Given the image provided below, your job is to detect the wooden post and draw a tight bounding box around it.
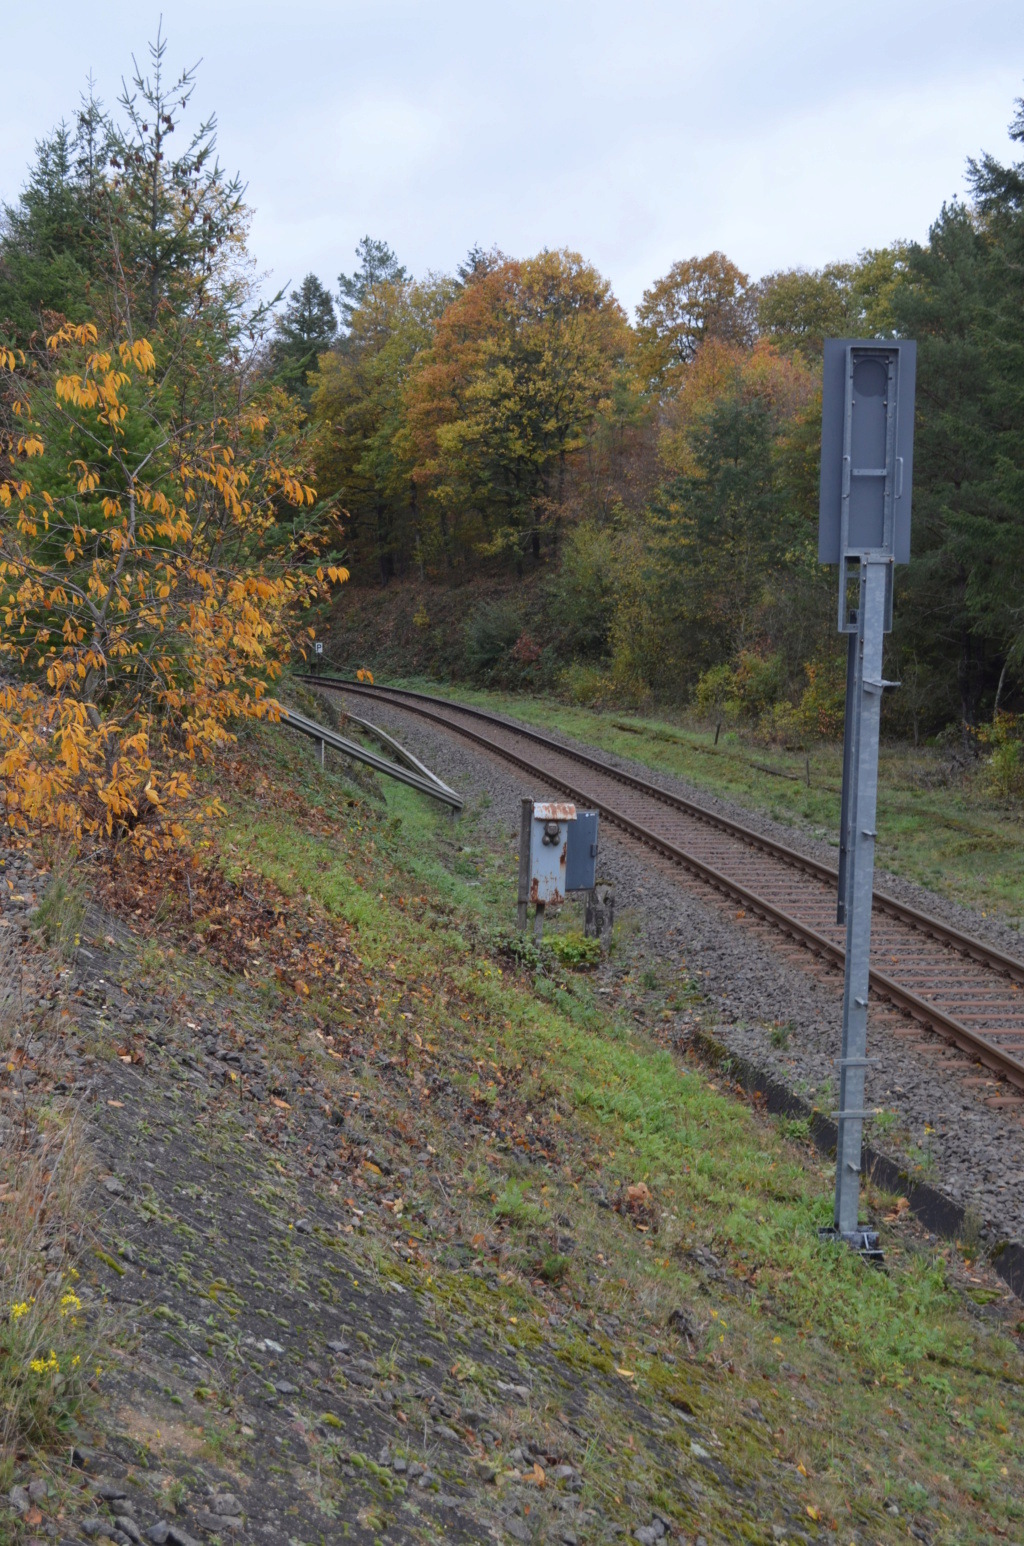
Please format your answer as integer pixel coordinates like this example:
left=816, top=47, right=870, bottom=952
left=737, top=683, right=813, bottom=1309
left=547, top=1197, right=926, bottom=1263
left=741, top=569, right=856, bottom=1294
left=517, top=797, right=532, bottom=932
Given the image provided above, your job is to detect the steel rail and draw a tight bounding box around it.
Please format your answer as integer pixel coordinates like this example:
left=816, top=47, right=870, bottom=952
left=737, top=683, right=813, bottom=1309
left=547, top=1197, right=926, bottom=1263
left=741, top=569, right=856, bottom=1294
left=299, top=674, right=1024, bottom=1092
left=307, top=676, right=1024, bottom=983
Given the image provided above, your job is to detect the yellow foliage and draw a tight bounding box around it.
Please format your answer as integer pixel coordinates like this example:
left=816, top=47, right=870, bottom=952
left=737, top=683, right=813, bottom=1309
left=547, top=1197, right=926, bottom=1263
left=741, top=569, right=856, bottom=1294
left=0, top=328, right=347, bottom=852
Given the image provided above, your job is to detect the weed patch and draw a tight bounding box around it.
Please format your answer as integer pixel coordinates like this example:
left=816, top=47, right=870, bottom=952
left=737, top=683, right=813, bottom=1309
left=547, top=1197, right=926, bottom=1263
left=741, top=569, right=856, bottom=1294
left=0, top=936, right=97, bottom=1481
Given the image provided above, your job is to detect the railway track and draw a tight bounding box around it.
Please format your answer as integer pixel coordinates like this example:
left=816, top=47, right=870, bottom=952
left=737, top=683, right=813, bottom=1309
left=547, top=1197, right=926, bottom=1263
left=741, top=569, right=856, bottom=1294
left=299, top=675, right=1024, bottom=1094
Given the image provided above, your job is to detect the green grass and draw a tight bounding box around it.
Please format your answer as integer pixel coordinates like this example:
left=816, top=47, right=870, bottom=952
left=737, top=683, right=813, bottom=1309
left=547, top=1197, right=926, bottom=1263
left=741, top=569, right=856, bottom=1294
left=211, top=723, right=1024, bottom=1543
left=377, top=675, right=1024, bottom=925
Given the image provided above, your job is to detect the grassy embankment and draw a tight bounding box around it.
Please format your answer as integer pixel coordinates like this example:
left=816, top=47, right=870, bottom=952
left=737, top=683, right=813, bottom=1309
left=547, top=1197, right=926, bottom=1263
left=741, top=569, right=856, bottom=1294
left=373, top=678, right=1024, bottom=925
left=208, top=720, right=1024, bottom=1543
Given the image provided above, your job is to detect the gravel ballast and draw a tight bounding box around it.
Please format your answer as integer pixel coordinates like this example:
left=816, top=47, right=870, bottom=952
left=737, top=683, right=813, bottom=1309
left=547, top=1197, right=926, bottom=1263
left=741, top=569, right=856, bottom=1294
left=335, top=689, right=1024, bottom=1253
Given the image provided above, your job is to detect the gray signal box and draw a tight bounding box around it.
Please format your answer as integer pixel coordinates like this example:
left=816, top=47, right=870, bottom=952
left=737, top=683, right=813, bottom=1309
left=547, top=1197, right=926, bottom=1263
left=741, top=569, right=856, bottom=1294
left=818, top=339, right=915, bottom=630
left=516, top=800, right=601, bottom=936
left=528, top=802, right=576, bottom=907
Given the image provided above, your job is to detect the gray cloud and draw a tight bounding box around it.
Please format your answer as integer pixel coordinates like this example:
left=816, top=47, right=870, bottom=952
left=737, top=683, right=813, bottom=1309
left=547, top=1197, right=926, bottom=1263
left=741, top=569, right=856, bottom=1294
left=3, top=0, right=1022, bottom=311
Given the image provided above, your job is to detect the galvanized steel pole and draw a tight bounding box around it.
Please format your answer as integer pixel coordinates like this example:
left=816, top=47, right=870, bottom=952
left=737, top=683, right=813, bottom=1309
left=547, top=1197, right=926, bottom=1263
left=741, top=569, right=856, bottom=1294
left=833, top=556, right=890, bottom=1238
left=819, top=338, right=915, bottom=1260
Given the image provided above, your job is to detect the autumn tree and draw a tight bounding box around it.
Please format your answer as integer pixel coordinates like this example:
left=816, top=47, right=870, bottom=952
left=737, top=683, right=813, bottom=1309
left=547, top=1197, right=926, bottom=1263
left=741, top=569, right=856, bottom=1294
left=754, top=264, right=857, bottom=357
left=0, top=34, right=346, bottom=851
left=637, top=341, right=820, bottom=690
left=311, top=275, right=455, bottom=582
left=403, top=250, right=630, bottom=570
left=755, top=248, right=908, bottom=357
left=635, top=252, right=752, bottom=390
left=0, top=322, right=341, bottom=851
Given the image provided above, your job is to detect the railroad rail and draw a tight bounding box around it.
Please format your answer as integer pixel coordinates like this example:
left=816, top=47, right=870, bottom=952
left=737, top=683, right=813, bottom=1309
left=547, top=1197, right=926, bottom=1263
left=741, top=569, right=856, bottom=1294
left=298, top=675, right=1024, bottom=1093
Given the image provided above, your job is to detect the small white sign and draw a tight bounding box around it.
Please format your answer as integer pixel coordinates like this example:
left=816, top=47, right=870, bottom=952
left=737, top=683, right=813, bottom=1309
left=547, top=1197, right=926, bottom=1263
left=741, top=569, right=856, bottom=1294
left=314, top=642, right=323, bottom=655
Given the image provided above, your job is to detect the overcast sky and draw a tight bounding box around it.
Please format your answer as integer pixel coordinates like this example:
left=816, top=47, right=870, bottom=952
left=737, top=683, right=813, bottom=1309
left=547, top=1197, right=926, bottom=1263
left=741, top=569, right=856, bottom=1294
left=3, top=1, right=1022, bottom=314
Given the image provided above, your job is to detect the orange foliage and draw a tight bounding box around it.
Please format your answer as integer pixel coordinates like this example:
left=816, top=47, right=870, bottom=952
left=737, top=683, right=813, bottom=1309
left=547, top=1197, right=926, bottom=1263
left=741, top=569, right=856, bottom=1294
left=659, top=338, right=816, bottom=476
left=0, top=325, right=344, bottom=854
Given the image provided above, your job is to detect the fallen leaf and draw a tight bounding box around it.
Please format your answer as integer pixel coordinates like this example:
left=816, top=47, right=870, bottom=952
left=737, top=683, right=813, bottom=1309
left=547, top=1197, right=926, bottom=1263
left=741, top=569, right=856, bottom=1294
left=615, top=1367, right=635, bottom=1380
left=24, top=1508, right=42, bottom=1528
left=107, top=1099, right=124, bottom=1108
left=271, top=1097, right=291, bottom=1110
left=806, top=1505, right=820, bottom=1521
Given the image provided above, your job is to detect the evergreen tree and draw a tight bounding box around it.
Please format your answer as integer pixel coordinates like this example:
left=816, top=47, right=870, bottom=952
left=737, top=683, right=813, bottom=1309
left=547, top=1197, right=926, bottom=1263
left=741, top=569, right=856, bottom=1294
left=456, top=243, right=500, bottom=284
left=337, top=237, right=407, bottom=332
left=0, top=117, right=101, bottom=342
left=271, top=274, right=337, bottom=403
left=890, top=87, right=1024, bottom=732
left=108, top=23, right=246, bottom=329
left=962, top=95, right=1024, bottom=693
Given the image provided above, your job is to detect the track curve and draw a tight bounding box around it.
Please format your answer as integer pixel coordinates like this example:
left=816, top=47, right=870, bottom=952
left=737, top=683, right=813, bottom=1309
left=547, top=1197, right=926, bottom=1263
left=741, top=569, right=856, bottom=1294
left=298, top=675, right=1024, bottom=1092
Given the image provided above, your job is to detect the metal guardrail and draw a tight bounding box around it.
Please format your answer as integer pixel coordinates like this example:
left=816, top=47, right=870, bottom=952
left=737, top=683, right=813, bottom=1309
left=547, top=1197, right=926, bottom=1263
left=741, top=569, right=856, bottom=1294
left=341, top=708, right=460, bottom=801
left=274, top=703, right=463, bottom=811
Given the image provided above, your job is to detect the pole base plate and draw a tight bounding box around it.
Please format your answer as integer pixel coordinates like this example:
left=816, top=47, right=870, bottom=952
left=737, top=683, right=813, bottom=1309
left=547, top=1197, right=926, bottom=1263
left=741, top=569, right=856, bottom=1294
left=818, top=1225, right=884, bottom=1263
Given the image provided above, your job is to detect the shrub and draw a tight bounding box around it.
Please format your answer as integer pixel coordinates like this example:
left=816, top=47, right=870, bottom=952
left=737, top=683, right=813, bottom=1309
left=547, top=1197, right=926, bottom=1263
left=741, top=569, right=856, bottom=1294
left=980, top=714, right=1024, bottom=801
left=731, top=650, right=787, bottom=719
left=543, top=522, right=620, bottom=661
left=795, top=653, right=847, bottom=740
left=463, top=598, right=526, bottom=681
left=559, top=663, right=616, bottom=707
left=463, top=599, right=558, bottom=690
left=547, top=931, right=601, bottom=969
left=694, top=662, right=738, bottom=719
left=694, top=651, right=787, bottom=723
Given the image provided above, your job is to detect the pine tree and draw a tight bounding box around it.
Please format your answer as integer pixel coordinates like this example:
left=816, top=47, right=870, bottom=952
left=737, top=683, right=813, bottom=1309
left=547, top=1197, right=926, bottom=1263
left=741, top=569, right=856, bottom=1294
left=337, top=237, right=407, bottom=332
left=108, top=23, right=246, bottom=328
left=270, top=274, right=337, bottom=402
left=0, top=119, right=100, bottom=341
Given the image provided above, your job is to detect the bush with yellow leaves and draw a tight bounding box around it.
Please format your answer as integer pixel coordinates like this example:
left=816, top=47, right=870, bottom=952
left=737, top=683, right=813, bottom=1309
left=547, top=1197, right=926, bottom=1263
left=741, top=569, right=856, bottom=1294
left=0, top=323, right=347, bottom=854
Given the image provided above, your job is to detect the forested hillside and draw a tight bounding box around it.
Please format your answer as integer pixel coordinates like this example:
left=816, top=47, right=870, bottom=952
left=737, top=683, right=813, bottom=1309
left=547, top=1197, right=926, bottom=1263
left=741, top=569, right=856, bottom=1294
left=281, top=104, right=1024, bottom=764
